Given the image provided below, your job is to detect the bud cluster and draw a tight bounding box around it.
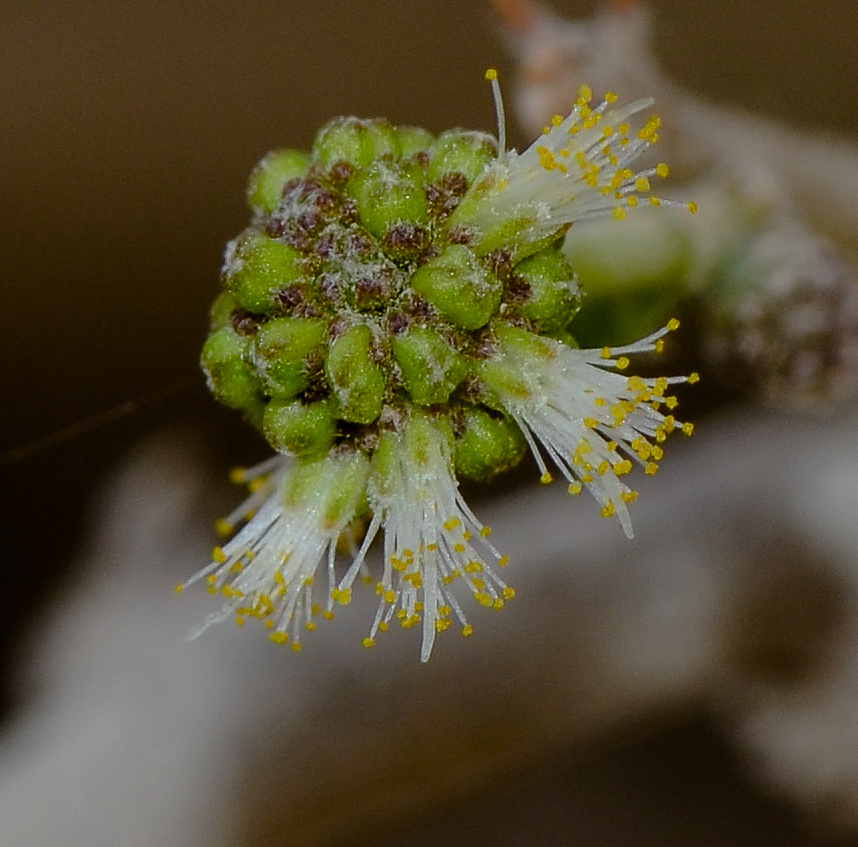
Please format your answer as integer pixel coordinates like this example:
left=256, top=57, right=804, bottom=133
left=189, top=86, right=695, bottom=660
left=202, top=116, right=584, bottom=480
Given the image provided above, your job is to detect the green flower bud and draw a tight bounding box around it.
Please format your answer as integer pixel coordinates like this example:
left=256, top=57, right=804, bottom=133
left=345, top=161, right=430, bottom=240
left=475, top=322, right=553, bottom=408
left=250, top=316, right=327, bottom=398
left=396, top=125, right=435, bottom=158
left=224, top=230, right=305, bottom=314
left=391, top=325, right=468, bottom=405
left=246, top=149, right=311, bottom=215
left=284, top=451, right=370, bottom=527
left=312, top=117, right=401, bottom=170
left=427, top=130, right=496, bottom=185
left=209, top=291, right=240, bottom=331
left=454, top=405, right=526, bottom=481
left=325, top=323, right=386, bottom=424
left=263, top=397, right=336, bottom=458
left=200, top=325, right=260, bottom=411
left=410, top=244, right=501, bottom=330
left=512, top=246, right=581, bottom=334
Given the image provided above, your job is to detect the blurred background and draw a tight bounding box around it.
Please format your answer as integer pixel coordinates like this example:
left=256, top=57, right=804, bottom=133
left=2, top=1, right=858, bottom=843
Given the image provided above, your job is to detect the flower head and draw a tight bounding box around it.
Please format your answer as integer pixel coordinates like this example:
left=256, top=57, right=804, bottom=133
left=185, top=77, right=696, bottom=660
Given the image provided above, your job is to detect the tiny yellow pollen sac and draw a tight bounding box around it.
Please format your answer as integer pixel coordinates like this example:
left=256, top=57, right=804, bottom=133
left=228, top=466, right=246, bottom=485
left=601, top=502, right=616, bottom=518
left=174, top=583, right=184, bottom=595
left=613, top=206, right=627, bottom=221
left=269, top=632, right=289, bottom=645
left=615, top=356, right=630, bottom=370
left=667, top=317, right=680, bottom=331
left=215, top=519, right=234, bottom=538
left=540, top=471, right=553, bottom=485
left=645, top=462, right=659, bottom=476
left=688, top=372, right=701, bottom=384
left=484, top=67, right=498, bottom=81
left=462, top=623, right=475, bottom=637
left=213, top=546, right=228, bottom=564
left=499, top=555, right=510, bottom=567
left=656, top=162, right=670, bottom=178
left=682, top=422, right=695, bottom=436
left=503, top=586, right=516, bottom=600
left=568, top=481, right=583, bottom=495
left=332, top=587, right=352, bottom=606
left=688, top=201, right=699, bottom=214
left=362, top=636, right=376, bottom=648
left=578, top=83, right=592, bottom=103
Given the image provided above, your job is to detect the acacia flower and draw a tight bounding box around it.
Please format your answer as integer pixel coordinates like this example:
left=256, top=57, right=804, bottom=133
left=181, top=76, right=696, bottom=660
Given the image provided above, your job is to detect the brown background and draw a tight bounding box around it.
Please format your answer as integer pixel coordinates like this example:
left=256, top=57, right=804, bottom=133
left=2, top=1, right=858, bottom=842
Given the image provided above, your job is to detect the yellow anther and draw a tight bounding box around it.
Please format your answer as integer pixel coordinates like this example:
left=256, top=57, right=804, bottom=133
left=656, top=162, right=670, bottom=178
left=613, top=206, right=627, bottom=220
left=621, top=490, right=639, bottom=503
left=228, top=466, right=246, bottom=485
left=602, top=346, right=612, bottom=359
left=499, top=555, right=510, bottom=567
left=444, top=517, right=461, bottom=531
left=667, top=318, right=680, bottom=331
left=567, top=481, right=583, bottom=495
left=682, top=422, right=695, bottom=436
left=636, top=176, right=651, bottom=192
left=215, top=519, right=234, bottom=538
left=601, top=502, right=616, bottom=518
left=435, top=619, right=451, bottom=632
left=503, top=586, right=516, bottom=600
left=379, top=621, right=389, bottom=632
left=616, top=356, right=630, bottom=370
left=688, top=201, right=698, bottom=214
left=269, top=632, right=289, bottom=645
left=578, top=83, right=592, bottom=103
left=645, top=462, right=659, bottom=476
left=305, top=621, right=317, bottom=631
left=290, top=642, right=303, bottom=653
left=481, top=526, right=492, bottom=537
left=484, top=67, right=498, bottom=81
left=362, top=636, right=376, bottom=648
left=212, top=546, right=227, bottom=564
left=332, top=587, right=352, bottom=606
left=540, top=472, right=553, bottom=484
left=174, top=583, right=184, bottom=595
left=462, top=624, right=475, bottom=637
left=688, top=372, right=700, bottom=384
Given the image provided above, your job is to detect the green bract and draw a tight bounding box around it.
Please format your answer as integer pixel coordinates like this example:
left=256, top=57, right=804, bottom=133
left=202, top=117, right=595, bottom=471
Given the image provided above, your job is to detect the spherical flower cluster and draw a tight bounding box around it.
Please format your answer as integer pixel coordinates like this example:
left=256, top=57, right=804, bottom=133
left=180, top=81, right=697, bottom=661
